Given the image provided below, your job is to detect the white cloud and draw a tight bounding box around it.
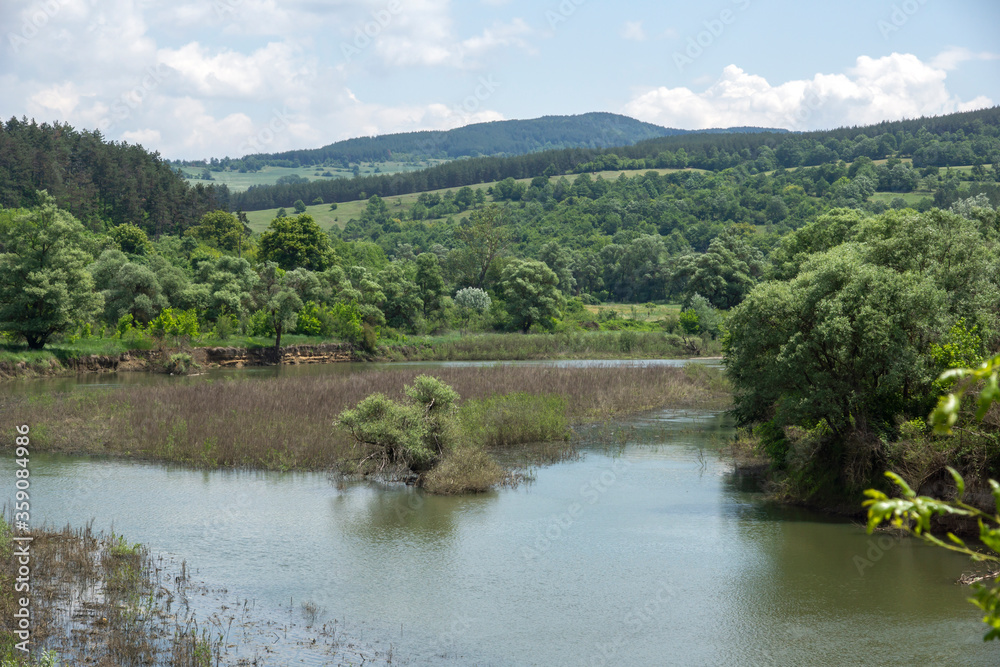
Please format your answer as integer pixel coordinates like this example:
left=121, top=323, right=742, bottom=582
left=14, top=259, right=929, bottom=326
left=622, top=52, right=995, bottom=131
left=620, top=21, right=646, bottom=42
left=157, top=41, right=311, bottom=98
left=27, top=82, right=81, bottom=119
left=930, top=46, right=1000, bottom=71
left=458, top=18, right=533, bottom=64
left=120, top=128, right=163, bottom=148
left=374, top=8, right=533, bottom=69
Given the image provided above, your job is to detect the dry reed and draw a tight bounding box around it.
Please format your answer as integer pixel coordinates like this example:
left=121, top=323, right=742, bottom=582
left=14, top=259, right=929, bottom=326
left=4, top=364, right=729, bottom=470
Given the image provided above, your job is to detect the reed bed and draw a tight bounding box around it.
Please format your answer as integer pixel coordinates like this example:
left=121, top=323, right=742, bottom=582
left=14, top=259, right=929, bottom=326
left=0, top=518, right=219, bottom=666
left=383, top=331, right=719, bottom=361
left=4, top=364, right=729, bottom=470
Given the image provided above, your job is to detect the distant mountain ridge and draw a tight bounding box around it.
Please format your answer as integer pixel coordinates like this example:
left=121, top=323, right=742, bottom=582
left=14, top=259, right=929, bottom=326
left=228, top=113, right=788, bottom=166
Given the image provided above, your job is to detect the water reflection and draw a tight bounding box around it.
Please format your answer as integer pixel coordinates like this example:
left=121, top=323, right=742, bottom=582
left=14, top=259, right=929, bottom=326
left=2, top=403, right=996, bottom=664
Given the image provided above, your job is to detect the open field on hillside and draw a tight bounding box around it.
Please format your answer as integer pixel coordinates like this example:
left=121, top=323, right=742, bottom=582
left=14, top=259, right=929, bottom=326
left=243, top=168, right=706, bottom=232
left=178, top=160, right=451, bottom=192
left=583, top=302, right=682, bottom=322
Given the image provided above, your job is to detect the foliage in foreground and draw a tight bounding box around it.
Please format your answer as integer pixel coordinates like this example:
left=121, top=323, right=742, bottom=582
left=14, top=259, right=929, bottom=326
left=865, top=352, right=1000, bottom=640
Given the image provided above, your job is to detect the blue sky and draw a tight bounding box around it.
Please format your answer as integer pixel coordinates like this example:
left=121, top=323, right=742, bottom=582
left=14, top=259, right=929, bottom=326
left=2, top=0, right=997, bottom=159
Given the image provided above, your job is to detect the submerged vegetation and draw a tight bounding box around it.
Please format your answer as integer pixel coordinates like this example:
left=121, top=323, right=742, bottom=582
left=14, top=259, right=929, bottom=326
left=0, top=517, right=219, bottom=666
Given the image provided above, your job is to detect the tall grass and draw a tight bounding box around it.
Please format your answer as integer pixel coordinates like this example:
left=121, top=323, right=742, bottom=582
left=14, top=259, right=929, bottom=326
left=459, top=393, right=569, bottom=448
left=382, top=331, right=720, bottom=361
left=0, top=516, right=221, bottom=665
left=5, top=364, right=729, bottom=470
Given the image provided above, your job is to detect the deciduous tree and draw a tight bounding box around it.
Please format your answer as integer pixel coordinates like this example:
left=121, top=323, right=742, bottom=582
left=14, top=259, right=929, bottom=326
left=0, top=194, right=102, bottom=349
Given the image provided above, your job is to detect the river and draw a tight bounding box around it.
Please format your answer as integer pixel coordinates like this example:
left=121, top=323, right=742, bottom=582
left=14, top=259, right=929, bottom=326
left=3, top=361, right=995, bottom=665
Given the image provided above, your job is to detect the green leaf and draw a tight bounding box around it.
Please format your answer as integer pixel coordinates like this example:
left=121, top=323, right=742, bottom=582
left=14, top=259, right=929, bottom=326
left=885, top=471, right=915, bottom=498
left=975, top=378, right=1000, bottom=421
left=930, top=393, right=961, bottom=435
left=947, top=466, right=966, bottom=499
left=940, top=368, right=970, bottom=381
left=980, top=521, right=1000, bottom=555
left=991, top=480, right=1000, bottom=516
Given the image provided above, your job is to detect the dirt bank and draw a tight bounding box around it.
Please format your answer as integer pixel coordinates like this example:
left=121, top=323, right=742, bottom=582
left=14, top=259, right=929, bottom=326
left=0, top=343, right=359, bottom=380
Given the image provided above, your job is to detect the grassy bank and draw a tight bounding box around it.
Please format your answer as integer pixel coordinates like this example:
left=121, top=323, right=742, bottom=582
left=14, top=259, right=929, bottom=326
left=0, top=328, right=719, bottom=381
left=381, top=330, right=718, bottom=361
left=4, top=364, right=729, bottom=471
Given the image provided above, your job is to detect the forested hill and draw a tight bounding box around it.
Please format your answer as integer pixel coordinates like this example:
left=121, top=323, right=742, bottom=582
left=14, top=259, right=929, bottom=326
left=0, top=117, right=225, bottom=234
left=228, top=106, right=1000, bottom=212
left=230, top=113, right=784, bottom=168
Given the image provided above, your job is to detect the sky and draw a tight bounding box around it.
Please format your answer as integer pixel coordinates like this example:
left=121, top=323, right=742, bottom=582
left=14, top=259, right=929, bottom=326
left=1, top=0, right=998, bottom=160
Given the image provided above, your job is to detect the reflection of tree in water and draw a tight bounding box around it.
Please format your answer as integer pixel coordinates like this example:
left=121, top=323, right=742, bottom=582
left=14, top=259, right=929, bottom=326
left=717, top=500, right=982, bottom=664
left=327, top=483, right=497, bottom=548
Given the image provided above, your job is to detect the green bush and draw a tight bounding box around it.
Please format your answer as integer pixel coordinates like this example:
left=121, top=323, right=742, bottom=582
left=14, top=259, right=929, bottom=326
left=338, top=393, right=430, bottom=471
left=247, top=309, right=275, bottom=337
left=422, top=446, right=506, bottom=494
left=679, top=309, right=700, bottom=335
left=213, top=314, right=236, bottom=340
left=295, top=301, right=324, bottom=336
left=147, top=308, right=200, bottom=338
left=165, top=353, right=196, bottom=375
left=337, top=375, right=460, bottom=473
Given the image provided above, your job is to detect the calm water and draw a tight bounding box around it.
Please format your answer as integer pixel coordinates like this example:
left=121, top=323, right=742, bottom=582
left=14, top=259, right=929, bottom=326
left=4, top=362, right=996, bottom=665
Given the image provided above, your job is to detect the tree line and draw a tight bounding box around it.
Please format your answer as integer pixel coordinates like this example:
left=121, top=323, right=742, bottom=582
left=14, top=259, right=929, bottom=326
left=0, top=117, right=226, bottom=235
left=228, top=106, right=1000, bottom=211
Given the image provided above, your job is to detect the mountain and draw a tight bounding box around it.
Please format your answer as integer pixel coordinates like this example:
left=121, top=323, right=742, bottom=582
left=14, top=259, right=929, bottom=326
left=229, top=113, right=787, bottom=167
left=227, top=106, right=1000, bottom=212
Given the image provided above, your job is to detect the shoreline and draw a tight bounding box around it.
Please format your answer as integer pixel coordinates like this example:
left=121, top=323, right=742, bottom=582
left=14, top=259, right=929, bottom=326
left=1, top=337, right=717, bottom=382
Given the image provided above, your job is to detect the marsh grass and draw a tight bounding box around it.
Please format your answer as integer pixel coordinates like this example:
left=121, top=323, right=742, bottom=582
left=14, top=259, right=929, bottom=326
left=0, top=516, right=224, bottom=666
left=382, top=331, right=719, bottom=361
left=459, top=393, right=569, bottom=448
left=6, top=364, right=729, bottom=471
left=422, top=446, right=511, bottom=494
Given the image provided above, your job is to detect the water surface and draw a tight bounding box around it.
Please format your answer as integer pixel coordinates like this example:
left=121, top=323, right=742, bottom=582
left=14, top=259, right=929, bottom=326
left=5, top=402, right=994, bottom=665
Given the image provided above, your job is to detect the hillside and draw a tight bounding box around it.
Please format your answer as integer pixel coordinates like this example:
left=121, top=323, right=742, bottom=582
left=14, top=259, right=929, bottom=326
left=169, top=113, right=790, bottom=199
left=228, top=106, right=1000, bottom=212
left=228, top=113, right=686, bottom=168
left=0, top=117, right=225, bottom=234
